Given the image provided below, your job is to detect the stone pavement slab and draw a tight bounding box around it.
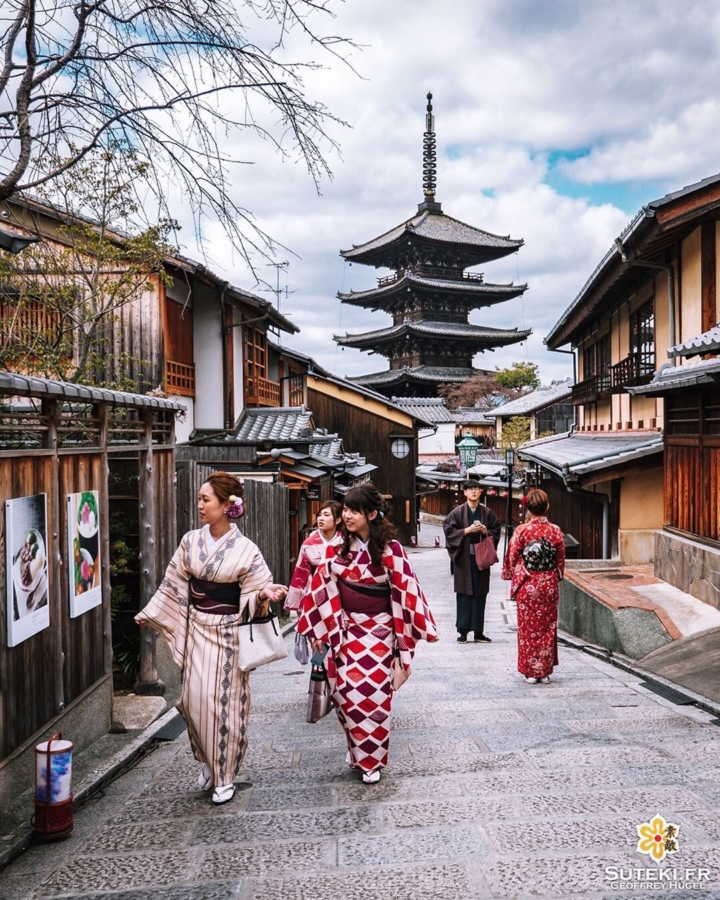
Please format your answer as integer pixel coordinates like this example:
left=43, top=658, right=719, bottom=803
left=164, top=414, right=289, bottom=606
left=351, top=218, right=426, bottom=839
left=3, top=546, right=720, bottom=899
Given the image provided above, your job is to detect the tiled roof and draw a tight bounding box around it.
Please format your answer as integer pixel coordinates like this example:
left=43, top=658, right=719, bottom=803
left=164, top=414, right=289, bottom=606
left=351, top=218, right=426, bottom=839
left=493, top=380, right=574, bottom=417
left=309, top=436, right=343, bottom=459
left=0, top=371, right=184, bottom=411
left=341, top=209, right=523, bottom=260
left=668, top=325, right=720, bottom=359
left=518, top=431, right=663, bottom=481
left=338, top=273, right=527, bottom=304
left=391, top=397, right=456, bottom=424
left=336, top=320, right=531, bottom=347
left=352, top=366, right=476, bottom=387
left=233, top=408, right=313, bottom=443
left=452, top=407, right=494, bottom=424
left=627, top=358, right=720, bottom=396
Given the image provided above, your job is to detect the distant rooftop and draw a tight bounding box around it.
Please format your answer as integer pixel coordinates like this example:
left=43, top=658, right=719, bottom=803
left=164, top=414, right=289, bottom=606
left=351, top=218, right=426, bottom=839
left=493, top=380, right=573, bottom=417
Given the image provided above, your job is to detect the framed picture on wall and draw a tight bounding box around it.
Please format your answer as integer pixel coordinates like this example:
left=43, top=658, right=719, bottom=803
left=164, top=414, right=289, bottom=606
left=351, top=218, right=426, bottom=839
left=5, top=493, right=50, bottom=647
left=67, top=490, right=102, bottom=617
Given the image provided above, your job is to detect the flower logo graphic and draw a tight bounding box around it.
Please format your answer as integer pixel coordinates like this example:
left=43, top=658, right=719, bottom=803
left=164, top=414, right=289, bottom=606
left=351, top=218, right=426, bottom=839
left=636, top=814, right=680, bottom=862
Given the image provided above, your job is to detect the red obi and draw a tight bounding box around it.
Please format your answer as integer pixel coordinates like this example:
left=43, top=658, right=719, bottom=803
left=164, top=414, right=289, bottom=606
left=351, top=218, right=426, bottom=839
left=337, top=577, right=391, bottom=615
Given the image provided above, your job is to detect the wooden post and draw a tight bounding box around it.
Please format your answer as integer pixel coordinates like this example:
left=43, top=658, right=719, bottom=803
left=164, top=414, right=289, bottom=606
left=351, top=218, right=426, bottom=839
left=43, top=400, right=65, bottom=714
left=97, top=404, right=113, bottom=677
left=135, top=409, right=164, bottom=695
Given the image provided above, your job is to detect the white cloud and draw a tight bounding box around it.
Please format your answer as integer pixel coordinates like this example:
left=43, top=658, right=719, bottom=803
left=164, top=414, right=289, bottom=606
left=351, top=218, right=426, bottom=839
left=164, top=0, right=720, bottom=387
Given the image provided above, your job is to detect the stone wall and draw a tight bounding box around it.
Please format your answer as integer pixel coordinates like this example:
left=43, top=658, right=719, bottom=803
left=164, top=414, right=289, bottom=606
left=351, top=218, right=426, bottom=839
left=655, top=530, right=720, bottom=610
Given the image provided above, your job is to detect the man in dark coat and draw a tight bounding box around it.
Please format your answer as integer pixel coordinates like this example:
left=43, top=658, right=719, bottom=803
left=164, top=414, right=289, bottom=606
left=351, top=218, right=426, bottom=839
left=443, top=479, right=501, bottom=643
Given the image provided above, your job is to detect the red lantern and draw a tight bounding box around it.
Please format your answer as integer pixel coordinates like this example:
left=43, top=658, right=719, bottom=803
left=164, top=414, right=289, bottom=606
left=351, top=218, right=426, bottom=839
left=501, top=490, right=508, bottom=497
left=488, top=488, right=497, bottom=496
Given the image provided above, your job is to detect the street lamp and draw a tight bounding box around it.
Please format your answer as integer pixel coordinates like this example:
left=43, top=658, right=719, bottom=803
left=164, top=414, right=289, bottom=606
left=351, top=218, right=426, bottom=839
left=503, top=447, right=514, bottom=559
left=457, top=430, right=481, bottom=474
left=0, top=225, right=40, bottom=254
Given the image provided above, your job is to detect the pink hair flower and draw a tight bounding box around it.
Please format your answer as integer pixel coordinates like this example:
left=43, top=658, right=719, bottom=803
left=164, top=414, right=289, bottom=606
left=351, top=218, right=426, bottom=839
left=227, top=494, right=244, bottom=519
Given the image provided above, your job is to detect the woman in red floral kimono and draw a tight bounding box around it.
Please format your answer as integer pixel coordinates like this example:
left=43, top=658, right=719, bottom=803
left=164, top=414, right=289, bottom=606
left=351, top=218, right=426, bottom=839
left=297, top=484, right=438, bottom=783
left=502, top=488, right=565, bottom=684
left=284, top=501, right=342, bottom=612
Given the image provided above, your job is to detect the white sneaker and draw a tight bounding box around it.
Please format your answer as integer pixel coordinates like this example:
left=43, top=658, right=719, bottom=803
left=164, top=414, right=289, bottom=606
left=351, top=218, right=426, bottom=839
left=539, top=676, right=551, bottom=684
left=197, top=763, right=212, bottom=791
left=362, top=770, right=381, bottom=784
left=212, top=784, right=236, bottom=805
left=524, top=676, right=539, bottom=684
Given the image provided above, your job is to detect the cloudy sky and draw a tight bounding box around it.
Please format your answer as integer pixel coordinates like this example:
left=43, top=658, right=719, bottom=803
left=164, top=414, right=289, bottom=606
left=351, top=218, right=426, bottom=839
left=179, top=0, right=720, bottom=387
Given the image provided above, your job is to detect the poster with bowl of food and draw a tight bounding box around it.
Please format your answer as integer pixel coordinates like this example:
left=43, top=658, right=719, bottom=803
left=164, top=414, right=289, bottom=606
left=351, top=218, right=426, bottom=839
left=5, top=494, right=50, bottom=647
left=67, top=490, right=102, bottom=617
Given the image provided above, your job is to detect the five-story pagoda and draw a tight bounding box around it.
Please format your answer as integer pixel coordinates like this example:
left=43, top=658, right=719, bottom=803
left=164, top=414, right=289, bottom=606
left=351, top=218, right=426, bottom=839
left=335, top=94, right=531, bottom=398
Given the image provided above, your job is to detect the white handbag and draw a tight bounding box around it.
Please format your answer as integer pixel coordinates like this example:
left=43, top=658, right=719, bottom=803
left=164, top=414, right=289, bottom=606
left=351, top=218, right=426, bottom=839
left=238, top=613, right=288, bottom=672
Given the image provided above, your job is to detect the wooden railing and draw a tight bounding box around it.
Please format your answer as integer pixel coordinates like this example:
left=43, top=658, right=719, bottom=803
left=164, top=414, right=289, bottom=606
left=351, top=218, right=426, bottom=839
left=376, top=267, right=484, bottom=288
left=571, top=371, right=611, bottom=404
left=245, top=375, right=280, bottom=407
left=165, top=359, right=195, bottom=397
left=611, top=352, right=654, bottom=391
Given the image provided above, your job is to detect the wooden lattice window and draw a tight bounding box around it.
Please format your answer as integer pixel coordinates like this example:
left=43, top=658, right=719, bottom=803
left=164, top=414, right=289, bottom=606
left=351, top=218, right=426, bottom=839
left=630, top=301, right=655, bottom=377
left=0, top=290, right=74, bottom=361
left=164, top=298, right=195, bottom=396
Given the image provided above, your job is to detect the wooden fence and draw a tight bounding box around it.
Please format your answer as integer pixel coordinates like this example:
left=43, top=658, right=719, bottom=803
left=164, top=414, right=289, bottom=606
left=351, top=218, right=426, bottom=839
left=175, top=459, right=290, bottom=588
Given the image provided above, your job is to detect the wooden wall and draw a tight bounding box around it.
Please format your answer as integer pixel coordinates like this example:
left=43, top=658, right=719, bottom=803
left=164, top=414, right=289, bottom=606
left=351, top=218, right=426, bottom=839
left=665, top=389, right=720, bottom=542
left=308, top=388, right=417, bottom=544
left=542, top=476, right=609, bottom=559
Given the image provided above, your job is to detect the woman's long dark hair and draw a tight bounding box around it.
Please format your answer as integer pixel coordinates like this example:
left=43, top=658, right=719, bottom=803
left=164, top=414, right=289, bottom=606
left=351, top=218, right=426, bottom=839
left=340, top=483, right=397, bottom=566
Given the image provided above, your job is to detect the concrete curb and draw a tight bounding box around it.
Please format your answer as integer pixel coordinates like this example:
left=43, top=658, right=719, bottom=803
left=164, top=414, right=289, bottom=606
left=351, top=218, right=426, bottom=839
left=1, top=625, right=299, bottom=872
left=558, top=629, right=720, bottom=719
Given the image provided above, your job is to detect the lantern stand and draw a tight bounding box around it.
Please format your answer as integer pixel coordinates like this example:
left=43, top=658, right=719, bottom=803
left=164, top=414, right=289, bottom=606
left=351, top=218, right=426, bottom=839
left=34, top=732, right=74, bottom=840
left=503, top=447, right=515, bottom=561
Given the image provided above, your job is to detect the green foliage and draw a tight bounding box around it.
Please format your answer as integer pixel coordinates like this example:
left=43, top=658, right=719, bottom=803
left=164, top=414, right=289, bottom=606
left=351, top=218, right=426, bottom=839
left=0, top=144, right=177, bottom=387
left=496, top=362, right=540, bottom=393
left=499, top=416, right=531, bottom=450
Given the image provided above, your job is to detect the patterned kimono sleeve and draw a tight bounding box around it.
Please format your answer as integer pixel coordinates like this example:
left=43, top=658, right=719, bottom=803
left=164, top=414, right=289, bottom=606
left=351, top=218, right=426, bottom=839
left=386, top=541, right=438, bottom=671
left=284, top=542, right=313, bottom=611
left=501, top=526, right=523, bottom=581
left=553, top=525, right=566, bottom=580
left=135, top=534, right=193, bottom=668
left=238, top=545, right=274, bottom=620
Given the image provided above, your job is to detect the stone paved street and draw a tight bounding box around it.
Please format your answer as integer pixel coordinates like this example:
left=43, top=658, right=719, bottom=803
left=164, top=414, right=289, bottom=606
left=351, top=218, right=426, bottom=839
left=4, top=545, right=720, bottom=899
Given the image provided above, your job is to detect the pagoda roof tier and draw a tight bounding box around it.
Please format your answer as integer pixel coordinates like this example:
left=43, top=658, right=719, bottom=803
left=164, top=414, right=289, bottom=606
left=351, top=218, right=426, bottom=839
left=349, top=365, right=479, bottom=396
left=338, top=271, right=527, bottom=309
left=341, top=208, right=523, bottom=269
left=335, top=320, right=531, bottom=351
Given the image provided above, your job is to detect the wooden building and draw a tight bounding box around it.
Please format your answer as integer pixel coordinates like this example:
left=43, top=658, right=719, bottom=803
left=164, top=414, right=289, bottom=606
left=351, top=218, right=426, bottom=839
left=0, top=373, right=180, bottom=810
left=540, top=172, right=720, bottom=564
left=493, top=380, right=574, bottom=444
left=334, top=94, right=529, bottom=398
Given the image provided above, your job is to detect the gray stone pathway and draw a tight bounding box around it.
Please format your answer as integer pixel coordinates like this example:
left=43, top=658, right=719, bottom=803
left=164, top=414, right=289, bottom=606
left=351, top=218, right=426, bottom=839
left=3, top=546, right=720, bottom=899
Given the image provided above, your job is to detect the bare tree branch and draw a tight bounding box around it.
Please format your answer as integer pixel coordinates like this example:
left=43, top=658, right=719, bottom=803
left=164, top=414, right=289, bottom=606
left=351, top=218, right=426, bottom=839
left=0, top=0, right=355, bottom=260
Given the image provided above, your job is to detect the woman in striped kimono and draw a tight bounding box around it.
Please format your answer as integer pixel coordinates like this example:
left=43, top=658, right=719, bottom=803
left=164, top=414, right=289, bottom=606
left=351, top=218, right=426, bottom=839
left=136, top=472, right=286, bottom=805
left=297, top=484, right=438, bottom=783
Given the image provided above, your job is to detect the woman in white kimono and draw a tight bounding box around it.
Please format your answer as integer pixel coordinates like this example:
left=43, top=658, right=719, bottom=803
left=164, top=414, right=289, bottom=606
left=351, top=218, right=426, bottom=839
left=136, top=472, right=286, bottom=805
left=297, top=484, right=438, bottom=783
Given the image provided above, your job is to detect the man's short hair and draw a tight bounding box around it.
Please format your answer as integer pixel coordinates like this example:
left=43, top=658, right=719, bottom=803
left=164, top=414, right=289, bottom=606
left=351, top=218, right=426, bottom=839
left=462, top=479, right=482, bottom=491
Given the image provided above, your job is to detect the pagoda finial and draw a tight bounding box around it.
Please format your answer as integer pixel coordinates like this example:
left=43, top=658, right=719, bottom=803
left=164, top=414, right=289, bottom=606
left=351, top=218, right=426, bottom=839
left=419, top=92, right=441, bottom=213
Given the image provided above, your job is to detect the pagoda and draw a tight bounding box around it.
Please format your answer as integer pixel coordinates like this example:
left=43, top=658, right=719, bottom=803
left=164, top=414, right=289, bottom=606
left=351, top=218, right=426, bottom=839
left=335, top=94, right=531, bottom=398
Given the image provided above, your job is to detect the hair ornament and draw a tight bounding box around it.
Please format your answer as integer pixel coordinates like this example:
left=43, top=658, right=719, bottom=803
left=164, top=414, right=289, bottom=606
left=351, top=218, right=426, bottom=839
left=520, top=495, right=528, bottom=506
left=227, top=494, right=244, bottom=519
left=378, top=510, right=384, bottom=518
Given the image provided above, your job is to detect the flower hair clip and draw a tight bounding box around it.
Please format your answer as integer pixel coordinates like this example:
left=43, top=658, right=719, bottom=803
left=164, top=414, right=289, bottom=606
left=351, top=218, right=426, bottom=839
left=520, top=495, right=528, bottom=506
left=226, top=494, right=244, bottom=519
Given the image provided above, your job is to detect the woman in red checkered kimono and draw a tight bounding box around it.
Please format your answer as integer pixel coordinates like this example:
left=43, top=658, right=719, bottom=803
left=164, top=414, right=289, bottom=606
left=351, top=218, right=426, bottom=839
left=297, top=484, right=438, bottom=783
left=502, top=488, right=565, bottom=684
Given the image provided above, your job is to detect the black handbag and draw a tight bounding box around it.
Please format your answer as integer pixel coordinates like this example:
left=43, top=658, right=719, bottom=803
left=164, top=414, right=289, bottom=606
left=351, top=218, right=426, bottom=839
left=306, top=647, right=332, bottom=723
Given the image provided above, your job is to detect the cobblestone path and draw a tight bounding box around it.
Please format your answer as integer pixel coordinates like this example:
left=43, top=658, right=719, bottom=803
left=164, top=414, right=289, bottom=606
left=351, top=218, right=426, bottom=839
left=4, top=546, right=720, bottom=899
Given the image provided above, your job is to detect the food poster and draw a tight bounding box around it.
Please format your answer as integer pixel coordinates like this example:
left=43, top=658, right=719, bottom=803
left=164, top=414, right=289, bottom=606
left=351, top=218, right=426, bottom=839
left=5, top=493, right=50, bottom=647
left=67, top=490, right=102, bottom=617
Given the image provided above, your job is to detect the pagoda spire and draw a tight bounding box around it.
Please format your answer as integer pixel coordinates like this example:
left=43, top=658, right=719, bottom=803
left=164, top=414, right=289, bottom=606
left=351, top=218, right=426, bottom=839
left=419, top=93, right=442, bottom=213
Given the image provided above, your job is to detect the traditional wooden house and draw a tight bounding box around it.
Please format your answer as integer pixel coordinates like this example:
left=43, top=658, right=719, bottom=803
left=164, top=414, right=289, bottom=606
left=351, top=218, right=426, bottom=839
left=493, top=379, right=574, bottom=444
left=334, top=94, right=530, bottom=398
left=537, top=173, right=720, bottom=563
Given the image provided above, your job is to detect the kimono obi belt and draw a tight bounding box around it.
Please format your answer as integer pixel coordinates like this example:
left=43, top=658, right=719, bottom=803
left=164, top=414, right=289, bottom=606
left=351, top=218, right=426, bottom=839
left=337, top=577, right=391, bottom=615
left=189, top=576, right=240, bottom=615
